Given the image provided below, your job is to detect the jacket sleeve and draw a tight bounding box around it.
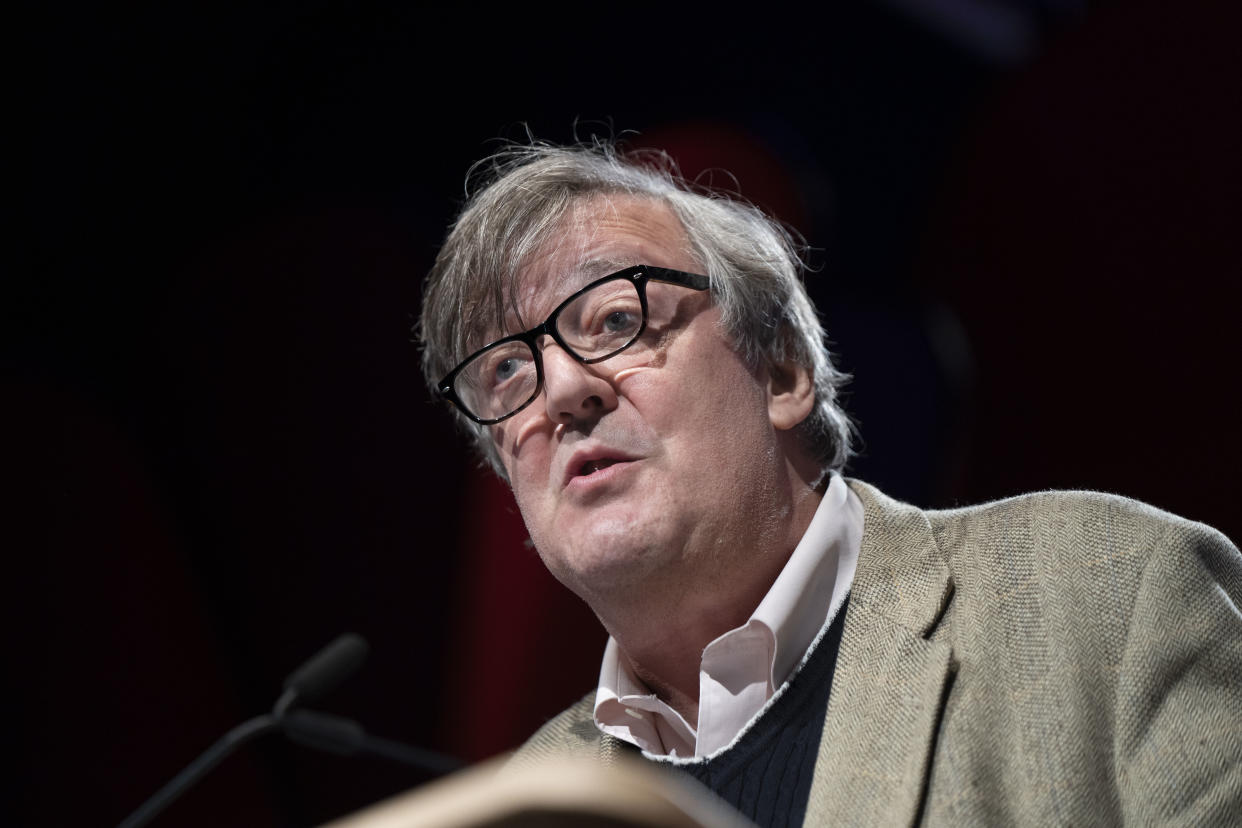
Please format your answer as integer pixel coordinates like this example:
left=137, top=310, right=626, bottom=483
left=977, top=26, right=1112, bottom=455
left=1113, top=519, right=1242, bottom=825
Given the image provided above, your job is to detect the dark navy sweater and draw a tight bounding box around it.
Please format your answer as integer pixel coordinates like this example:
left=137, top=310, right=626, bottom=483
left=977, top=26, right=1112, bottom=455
left=639, top=599, right=848, bottom=828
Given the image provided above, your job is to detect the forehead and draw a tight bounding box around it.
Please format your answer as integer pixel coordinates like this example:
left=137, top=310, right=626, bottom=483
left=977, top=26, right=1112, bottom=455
left=514, top=195, right=695, bottom=315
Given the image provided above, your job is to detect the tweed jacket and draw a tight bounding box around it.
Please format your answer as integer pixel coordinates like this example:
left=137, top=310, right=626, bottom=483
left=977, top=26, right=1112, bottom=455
left=512, top=480, right=1242, bottom=825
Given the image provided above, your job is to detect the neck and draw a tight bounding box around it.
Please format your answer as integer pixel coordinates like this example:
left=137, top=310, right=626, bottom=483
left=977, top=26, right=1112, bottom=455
left=595, top=467, right=826, bottom=725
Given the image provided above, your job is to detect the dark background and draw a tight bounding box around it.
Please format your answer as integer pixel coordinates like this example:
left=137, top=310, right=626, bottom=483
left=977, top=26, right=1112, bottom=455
left=13, top=2, right=1241, bottom=825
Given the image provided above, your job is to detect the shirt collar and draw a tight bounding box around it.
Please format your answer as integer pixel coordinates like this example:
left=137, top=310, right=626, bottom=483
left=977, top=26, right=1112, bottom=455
left=593, top=473, right=862, bottom=757
left=752, top=472, right=860, bottom=687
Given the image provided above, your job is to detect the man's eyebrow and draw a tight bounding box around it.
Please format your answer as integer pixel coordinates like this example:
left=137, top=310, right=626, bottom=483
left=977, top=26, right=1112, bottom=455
left=501, top=258, right=633, bottom=334
left=577, top=258, right=633, bottom=280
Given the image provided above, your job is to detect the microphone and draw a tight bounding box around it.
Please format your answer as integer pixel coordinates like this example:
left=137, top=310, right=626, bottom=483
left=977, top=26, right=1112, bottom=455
left=117, top=633, right=457, bottom=828
left=274, top=632, right=370, bottom=717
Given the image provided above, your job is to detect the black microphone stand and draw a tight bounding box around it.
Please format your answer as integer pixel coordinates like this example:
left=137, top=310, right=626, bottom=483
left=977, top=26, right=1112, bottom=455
left=117, top=634, right=462, bottom=828
left=117, top=710, right=283, bottom=828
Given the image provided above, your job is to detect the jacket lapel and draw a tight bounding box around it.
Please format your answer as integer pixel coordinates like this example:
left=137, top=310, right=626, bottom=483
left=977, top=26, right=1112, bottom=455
left=805, top=481, right=956, bottom=826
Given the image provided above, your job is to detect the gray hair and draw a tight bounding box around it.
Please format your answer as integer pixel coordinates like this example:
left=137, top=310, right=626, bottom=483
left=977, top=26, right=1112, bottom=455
left=419, top=140, right=854, bottom=478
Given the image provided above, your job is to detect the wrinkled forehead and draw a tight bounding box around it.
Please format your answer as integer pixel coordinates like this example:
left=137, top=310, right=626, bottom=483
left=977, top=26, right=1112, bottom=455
left=469, top=194, right=697, bottom=348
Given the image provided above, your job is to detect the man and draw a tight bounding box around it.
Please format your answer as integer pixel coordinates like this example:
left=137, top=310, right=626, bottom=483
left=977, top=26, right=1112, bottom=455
left=419, top=142, right=1242, bottom=825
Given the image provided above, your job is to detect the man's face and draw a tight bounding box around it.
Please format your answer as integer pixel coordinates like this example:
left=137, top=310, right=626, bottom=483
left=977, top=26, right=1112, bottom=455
left=490, top=196, right=795, bottom=608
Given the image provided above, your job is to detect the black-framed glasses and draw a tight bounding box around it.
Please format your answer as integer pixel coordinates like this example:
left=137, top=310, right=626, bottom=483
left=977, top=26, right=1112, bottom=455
left=438, top=265, right=710, bottom=424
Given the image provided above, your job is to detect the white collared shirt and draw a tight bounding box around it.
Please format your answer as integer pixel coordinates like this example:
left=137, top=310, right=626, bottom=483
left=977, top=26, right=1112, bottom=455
left=593, top=473, right=864, bottom=759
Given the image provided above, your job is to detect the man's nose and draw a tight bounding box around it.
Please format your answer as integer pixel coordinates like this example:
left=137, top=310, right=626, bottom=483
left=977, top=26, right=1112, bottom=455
left=539, top=340, right=618, bottom=426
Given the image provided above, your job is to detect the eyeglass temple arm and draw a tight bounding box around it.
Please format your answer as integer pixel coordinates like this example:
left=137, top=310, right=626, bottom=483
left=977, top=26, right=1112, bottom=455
left=641, top=266, right=710, bottom=291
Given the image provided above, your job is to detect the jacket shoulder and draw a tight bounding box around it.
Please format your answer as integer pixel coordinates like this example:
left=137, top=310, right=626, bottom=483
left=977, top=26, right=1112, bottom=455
left=507, top=692, right=603, bottom=769
left=916, top=487, right=1240, bottom=667
left=926, top=487, right=1237, bottom=569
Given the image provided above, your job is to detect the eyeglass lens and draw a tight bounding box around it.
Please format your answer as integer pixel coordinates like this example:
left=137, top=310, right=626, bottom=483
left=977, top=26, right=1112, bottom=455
left=452, top=277, right=645, bottom=422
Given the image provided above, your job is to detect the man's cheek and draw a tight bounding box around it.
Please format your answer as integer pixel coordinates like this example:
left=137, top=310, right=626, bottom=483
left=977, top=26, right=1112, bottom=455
left=492, top=426, right=531, bottom=485
left=508, top=465, right=553, bottom=528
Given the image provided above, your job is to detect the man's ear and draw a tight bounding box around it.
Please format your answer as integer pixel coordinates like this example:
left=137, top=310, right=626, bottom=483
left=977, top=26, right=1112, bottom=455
left=767, top=359, right=815, bottom=431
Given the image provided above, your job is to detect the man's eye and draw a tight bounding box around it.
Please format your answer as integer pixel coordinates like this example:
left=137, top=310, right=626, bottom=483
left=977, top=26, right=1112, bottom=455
left=476, top=348, right=531, bottom=392
left=494, top=357, right=519, bottom=382
left=590, top=300, right=640, bottom=335
left=603, top=310, right=636, bottom=332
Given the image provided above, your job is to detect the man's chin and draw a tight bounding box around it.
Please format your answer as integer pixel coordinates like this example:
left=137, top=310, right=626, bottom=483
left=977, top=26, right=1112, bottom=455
left=541, top=533, right=672, bottom=598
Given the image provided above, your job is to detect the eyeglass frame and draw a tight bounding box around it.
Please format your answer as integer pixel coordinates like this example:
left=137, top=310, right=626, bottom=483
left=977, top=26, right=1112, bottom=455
left=437, top=264, right=711, bottom=425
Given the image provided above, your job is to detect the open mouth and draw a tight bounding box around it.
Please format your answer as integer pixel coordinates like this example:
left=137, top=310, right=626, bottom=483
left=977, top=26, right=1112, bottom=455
left=578, top=458, right=620, bottom=476
left=563, top=448, right=638, bottom=488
